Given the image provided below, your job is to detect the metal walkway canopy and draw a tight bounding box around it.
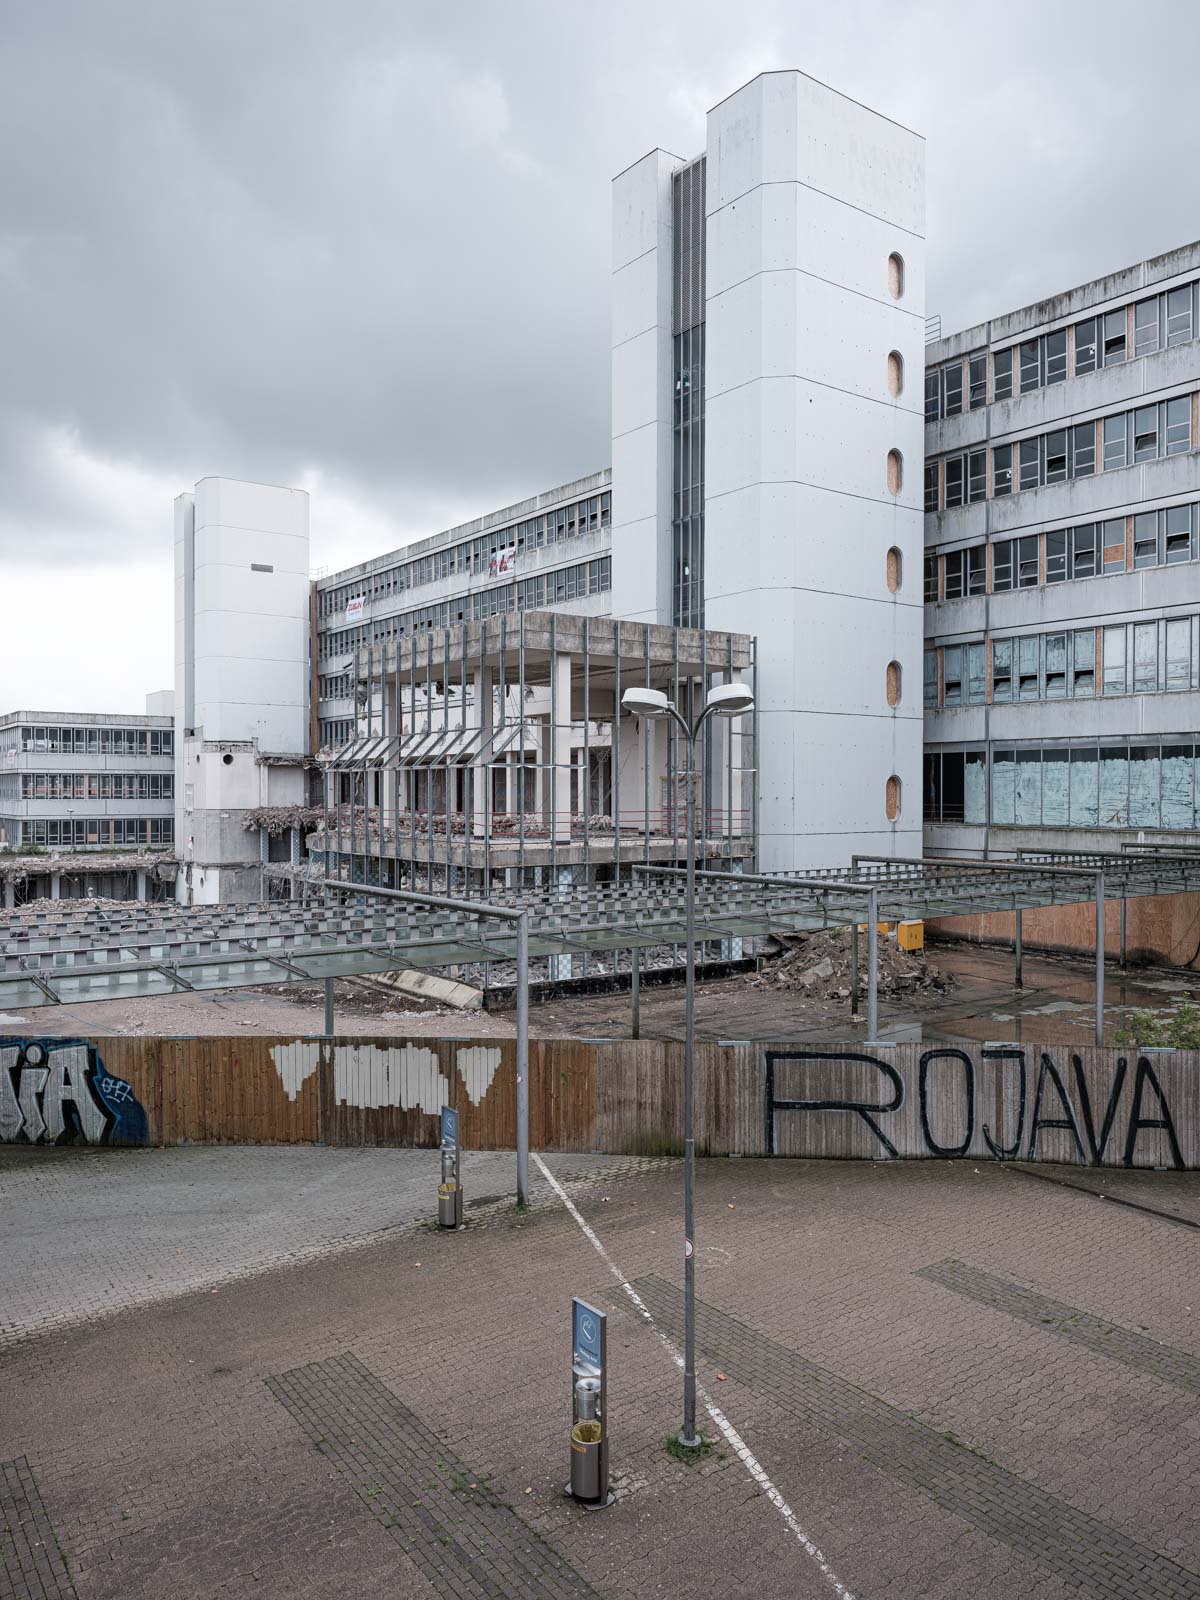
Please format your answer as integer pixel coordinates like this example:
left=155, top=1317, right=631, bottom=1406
left=3, top=850, right=1200, bottom=1043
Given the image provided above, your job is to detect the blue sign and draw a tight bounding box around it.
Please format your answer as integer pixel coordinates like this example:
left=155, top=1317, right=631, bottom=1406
left=440, top=1105, right=458, bottom=1149
left=572, top=1298, right=604, bottom=1374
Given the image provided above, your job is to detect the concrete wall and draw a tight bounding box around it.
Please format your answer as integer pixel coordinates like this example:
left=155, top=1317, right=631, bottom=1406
left=609, top=148, right=683, bottom=626
left=190, top=477, right=310, bottom=750
left=702, top=72, right=926, bottom=869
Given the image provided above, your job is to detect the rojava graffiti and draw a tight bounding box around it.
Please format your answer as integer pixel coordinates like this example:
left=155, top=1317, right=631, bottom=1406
left=0, top=1040, right=148, bottom=1145
left=765, top=1048, right=1185, bottom=1169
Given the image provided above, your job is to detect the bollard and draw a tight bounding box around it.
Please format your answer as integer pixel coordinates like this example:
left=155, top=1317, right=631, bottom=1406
left=438, top=1104, right=463, bottom=1229
left=567, top=1298, right=611, bottom=1509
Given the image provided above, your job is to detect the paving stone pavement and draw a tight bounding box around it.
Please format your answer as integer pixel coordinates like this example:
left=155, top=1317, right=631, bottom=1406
left=917, top=1257, right=1200, bottom=1394
left=0, top=1458, right=76, bottom=1600
left=1, top=1149, right=1199, bottom=1597
left=269, top=1352, right=600, bottom=1600
left=635, top=1273, right=1200, bottom=1599
left=0, top=1145, right=673, bottom=1349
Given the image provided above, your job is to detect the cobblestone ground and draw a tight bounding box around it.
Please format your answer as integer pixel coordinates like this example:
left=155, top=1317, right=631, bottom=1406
left=2, top=1148, right=1198, bottom=1598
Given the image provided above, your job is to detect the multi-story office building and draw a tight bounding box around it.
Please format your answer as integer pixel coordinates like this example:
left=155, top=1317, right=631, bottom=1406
left=0, top=698, right=176, bottom=904
left=178, top=73, right=927, bottom=900
left=923, top=242, right=1200, bottom=858
left=314, top=471, right=612, bottom=752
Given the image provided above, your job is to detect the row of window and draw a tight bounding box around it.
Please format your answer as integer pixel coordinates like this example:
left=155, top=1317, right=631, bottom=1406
left=319, top=719, right=354, bottom=750
left=924, top=503, right=1200, bottom=603
left=924, top=615, right=1200, bottom=709
left=925, top=397, right=1194, bottom=511
left=924, top=739, right=1200, bottom=831
left=319, top=558, right=613, bottom=663
left=317, top=673, right=352, bottom=701
left=316, top=493, right=613, bottom=619
left=11, top=771, right=176, bottom=800
left=924, top=280, right=1199, bottom=420
left=14, top=773, right=175, bottom=801
left=1, top=726, right=175, bottom=757
left=12, top=816, right=176, bottom=848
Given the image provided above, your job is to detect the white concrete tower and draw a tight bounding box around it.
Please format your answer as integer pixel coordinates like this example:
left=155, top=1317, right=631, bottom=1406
left=702, top=72, right=926, bottom=868
left=174, top=477, right=311, bottom=903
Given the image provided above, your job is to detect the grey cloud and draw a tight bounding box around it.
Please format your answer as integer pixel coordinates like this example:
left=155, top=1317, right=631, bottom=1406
left=1, top=0, right=1199, bottom=571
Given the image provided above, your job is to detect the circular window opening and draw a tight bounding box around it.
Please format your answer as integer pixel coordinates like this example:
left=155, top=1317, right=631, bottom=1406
left=886, top=449, right=903, bottom=495
left=222, top=752, right=234, bottom=766
left=887, top=350, right=904, bottom=396
left=886, top=546, right=902, bottom=592
left=886, top=774, right=902, bottom=821
left=886, top=661, right=902, bottom=707
left=887, top=252, right=905, bottom=299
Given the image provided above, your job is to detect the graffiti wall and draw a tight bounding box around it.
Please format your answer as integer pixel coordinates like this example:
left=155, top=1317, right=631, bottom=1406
left=0, top=1040, right=147, bottom=1145
left=0, top=1036, right=1195, bottom=1169
left=765, top=1046, right=1195, bottom=1169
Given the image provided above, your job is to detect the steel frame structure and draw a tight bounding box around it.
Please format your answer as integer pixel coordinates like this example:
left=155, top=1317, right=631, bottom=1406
left=6, top=850, right=1200, bottom=1044
left=317, top=611, right=758, bottom=898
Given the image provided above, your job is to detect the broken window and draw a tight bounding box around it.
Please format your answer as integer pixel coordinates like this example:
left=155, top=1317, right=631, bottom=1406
left=1070, top=747, right=1099, bottom=825
left=992, top=639, right=1012, bottom=701
left=1072, top=629, right=1096, bottom=696
left=1074, top=318, right=1098, bottom=375
left=1103, top=626, right=1127, bottom=695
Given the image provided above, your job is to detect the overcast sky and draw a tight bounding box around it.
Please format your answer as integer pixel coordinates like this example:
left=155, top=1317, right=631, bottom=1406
left=2, top=0, right=1199, bottom=711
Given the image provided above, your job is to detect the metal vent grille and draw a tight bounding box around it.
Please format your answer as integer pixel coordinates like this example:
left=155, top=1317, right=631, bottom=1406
left=672, top=156, right=706, bottom=335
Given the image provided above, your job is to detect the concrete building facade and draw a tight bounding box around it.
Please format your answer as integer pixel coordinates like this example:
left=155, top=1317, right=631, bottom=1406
left=0, top=700, right=176, bottom=905
left=923, top=242, right=1200, bottom=857
left=314, top=472, right=612, bottom=753
left=611, top=71, right=927, bottom=868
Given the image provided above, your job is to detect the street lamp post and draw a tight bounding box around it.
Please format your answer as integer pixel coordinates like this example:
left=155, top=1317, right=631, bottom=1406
left=621, top=678, right=755, bottom=1448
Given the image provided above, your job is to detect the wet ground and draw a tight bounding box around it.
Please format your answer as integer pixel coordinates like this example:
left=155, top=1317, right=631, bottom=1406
left=3, top=939, right=1198, bottom=1043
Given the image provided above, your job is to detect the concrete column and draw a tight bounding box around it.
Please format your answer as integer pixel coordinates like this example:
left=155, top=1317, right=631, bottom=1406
left=547, top=865, right=574, bottom=981
left=545, top=651, right=572, bottom=845
left=3, top=879, right=14, bottom=910
left=471, top=667, right=494, bottom=838
left=721, top=859, right=744, bottom=961
left=50, top=872, right=61, bottom=900
left=136, top=868, right=147, bottom=902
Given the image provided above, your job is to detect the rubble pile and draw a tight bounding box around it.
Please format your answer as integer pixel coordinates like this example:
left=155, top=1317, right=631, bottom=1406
left=747, top=927, right=954, bottom=1003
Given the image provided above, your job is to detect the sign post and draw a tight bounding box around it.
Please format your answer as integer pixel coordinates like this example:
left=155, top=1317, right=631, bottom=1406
left=437, top=1104, right=463, bottom=1229
left=567, top=1298, right=611, bottom=1508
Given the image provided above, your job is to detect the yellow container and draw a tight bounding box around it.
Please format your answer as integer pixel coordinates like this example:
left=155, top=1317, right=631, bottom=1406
left=897, top=919, right=924, bottom=952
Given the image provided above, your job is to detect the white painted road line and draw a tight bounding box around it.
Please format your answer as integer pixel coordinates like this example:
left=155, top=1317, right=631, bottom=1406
left=532, top=1151, right=857, bottom=1600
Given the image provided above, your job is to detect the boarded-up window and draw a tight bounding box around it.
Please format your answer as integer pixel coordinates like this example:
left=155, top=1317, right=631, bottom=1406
left=887, top=450, right=903, bottom=495
left=887, top=350, right=903, bottom=396
left=885, top=775, right=902, bottom=821
left=886, top=546, right=902, bottom=592
left=888, top=253, right=904, bottom=299
left=886, top=661, right=902, bottom=706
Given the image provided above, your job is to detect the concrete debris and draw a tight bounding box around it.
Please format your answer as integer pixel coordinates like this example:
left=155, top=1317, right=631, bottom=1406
left=0, top=851, right=175, bottom=885
left=242, top=806, right=323, bottom=836
left=747, top=928, right=954, bottom=1000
